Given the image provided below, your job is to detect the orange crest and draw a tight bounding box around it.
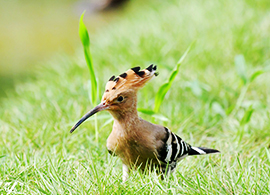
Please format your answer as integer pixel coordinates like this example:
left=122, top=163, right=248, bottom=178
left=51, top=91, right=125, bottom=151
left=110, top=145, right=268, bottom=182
left=102, top=65, right=158, bottom=101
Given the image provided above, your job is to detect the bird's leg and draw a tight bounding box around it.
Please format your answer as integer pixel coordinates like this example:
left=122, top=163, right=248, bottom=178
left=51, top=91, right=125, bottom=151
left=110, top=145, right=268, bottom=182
left=122, top=164, right=129, bottom=182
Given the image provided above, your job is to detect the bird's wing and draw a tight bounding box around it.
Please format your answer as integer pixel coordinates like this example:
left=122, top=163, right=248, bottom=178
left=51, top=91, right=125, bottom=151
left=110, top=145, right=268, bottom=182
left=157, top=127, right=191, bottom=166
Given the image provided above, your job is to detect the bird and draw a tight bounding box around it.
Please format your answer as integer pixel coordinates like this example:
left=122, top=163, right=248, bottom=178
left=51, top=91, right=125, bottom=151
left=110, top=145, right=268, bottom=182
left=70, top=65, right=220, bottom=182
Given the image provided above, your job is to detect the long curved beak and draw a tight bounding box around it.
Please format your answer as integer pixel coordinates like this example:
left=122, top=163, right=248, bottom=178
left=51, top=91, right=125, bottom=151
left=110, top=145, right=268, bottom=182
left=70, top=102, right=108, bottom=133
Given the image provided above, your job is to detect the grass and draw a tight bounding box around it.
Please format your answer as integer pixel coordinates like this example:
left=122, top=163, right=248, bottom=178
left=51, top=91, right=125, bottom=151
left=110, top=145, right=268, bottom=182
left=1, top=0, right=270, bottom=194
left=79, top=12, right=99, bottom=143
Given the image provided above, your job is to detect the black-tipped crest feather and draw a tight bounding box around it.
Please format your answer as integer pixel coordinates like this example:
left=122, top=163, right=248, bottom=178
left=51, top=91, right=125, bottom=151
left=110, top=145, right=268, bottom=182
left=146, top=64, right=153, bottom=71
left=109, top=75, right=115, bottom=81
left=131, top=66, right=141, bottom=73
left=119, top=73, right=127, bottom=78
left=137, top=71, right=145, bottom=77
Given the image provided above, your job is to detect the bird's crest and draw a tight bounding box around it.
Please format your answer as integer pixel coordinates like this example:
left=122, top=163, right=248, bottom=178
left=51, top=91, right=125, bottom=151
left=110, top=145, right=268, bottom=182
left=102, top=64, right=158, bottom=101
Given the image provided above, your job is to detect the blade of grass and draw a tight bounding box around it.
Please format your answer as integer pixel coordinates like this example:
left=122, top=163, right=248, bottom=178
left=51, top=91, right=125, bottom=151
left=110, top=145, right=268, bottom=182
left=250, top=70, right=265, bottom=82
left=240, top=105, right=254, bottom=126
left=154, top=44, right=192, bottom=112
left=79, top=12, right=99, bottom=142
left=137, top=108, right=169, bottom=121
left=230, top=56, right=265, bottom=117
left=79, top=12, right=98, bottom=105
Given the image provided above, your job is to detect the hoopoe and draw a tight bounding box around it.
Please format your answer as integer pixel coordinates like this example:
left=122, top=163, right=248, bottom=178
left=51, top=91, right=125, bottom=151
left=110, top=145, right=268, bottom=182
left=70, top=65, right=220, bottom=181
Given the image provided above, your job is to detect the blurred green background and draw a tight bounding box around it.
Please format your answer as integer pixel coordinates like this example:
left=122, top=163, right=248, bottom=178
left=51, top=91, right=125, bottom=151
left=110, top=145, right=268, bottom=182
left=0, top=0, right=121, bottom=98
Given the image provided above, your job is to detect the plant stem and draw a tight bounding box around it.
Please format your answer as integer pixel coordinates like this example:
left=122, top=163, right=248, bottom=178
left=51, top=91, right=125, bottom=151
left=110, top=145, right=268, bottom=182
left=230, top=84, right=249, bottom=117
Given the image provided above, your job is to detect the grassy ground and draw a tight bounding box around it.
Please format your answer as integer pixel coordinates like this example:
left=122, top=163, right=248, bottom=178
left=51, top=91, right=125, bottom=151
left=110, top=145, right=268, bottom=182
left=1, top=0, right=270, bottom=194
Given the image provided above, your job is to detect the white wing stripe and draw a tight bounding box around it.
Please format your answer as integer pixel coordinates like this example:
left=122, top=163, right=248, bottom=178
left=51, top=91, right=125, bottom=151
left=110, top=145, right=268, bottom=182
left=191, top=147, right=206, bottom=154
left=180, top=141, right=184, bottom=156
left=165, top=130, right=172, bottom=163
left=173, top=134, right=180, bottom=160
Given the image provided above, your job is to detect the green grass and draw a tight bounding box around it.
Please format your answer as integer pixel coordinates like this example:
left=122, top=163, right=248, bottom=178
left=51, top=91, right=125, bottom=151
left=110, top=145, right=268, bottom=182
left=1, top=0, right=270, bottom=194
left=79, top=12, right=100, bottom=143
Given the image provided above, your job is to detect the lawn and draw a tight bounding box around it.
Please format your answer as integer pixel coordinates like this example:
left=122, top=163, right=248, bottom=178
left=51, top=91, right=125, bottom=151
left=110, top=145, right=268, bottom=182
left=1, top=0, right=270, bottom=194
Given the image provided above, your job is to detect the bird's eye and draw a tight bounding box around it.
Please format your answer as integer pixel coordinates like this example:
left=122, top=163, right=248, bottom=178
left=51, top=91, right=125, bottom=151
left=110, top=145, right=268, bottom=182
left=117, top=96, right=124, bottom=102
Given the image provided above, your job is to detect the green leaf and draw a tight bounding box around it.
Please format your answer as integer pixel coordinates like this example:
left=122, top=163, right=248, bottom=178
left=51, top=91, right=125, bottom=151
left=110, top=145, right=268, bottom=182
left=154, top=44, right=192, bottom=112
left=137, top=108, right=156, bottom=115
left=79, top=12, right=90, bottom=48
left=240, top=105, right=254, bottom=126
left=138, top=108, right=169, bottom=121
left=79, top=12, right=98, bottom=105
left=234, top=55, right=248, bottom=85
left=154, top=83, right=171, bottom=112
left=250, top=70, right=264, bottom=82
left=152, top=114, right=169, bottom=121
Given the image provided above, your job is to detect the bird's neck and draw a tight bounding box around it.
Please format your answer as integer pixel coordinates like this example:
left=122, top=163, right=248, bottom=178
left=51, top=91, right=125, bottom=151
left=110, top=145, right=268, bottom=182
left=109, top=100, right=140, bottom=132
left=109, top=107, right=139, bottom=123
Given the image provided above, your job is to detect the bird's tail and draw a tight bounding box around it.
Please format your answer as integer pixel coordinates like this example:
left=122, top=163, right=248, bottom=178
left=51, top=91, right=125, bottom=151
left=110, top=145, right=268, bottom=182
left=188, top=146, right=220, bottom=156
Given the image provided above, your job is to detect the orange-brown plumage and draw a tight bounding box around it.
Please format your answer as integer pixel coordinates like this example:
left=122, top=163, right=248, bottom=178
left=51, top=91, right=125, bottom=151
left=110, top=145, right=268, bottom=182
left=102, top=66, right=157, bottom=103
left=70, top=64, right=219, bottom=182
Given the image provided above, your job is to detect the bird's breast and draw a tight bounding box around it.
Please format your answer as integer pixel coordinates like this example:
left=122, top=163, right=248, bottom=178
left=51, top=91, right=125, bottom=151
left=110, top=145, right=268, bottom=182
left=106, top=130, right=158, bottom=167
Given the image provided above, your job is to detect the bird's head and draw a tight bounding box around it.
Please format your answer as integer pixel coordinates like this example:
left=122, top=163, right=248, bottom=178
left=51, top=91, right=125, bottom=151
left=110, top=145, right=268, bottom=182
left=70, top=64, right=158, bottom=133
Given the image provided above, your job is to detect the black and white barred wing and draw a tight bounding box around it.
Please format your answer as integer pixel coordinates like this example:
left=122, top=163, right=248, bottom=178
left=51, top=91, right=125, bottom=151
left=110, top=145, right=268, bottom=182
left=158, top=127, right=191, bottom=165
left=157, top=127, right=219, bottom=172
